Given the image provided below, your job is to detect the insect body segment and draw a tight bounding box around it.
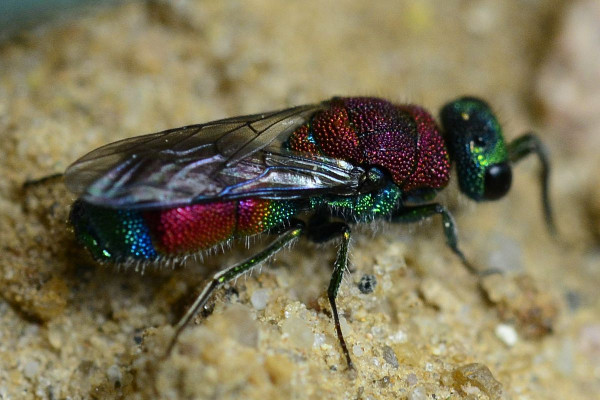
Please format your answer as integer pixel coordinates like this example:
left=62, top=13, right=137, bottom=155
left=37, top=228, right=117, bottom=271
left=286, top=98, right=451, bottom=194
left=441, top=97, right=512, bottom=201
left=70, top=201, right=157, bottom=261
left=315, top=182, right=402, bottom=223
left=69, top=97, right=453, bottom=263
left=70, top=197, right=299, bottom=262
left=64, top=96, right=555, bottom=370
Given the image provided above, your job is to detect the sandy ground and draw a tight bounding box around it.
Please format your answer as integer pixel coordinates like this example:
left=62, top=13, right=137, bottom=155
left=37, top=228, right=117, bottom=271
left=1, top=1, right=599, bottom=399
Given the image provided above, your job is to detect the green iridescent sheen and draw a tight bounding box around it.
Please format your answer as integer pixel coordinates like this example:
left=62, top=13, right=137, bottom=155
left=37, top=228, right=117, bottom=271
left=441, top=97, right=509, bottom=201
left=70, top=201, right=156, bottom=261
left=314, top=183, right=402, bottom=222
left=467, top=132, right=507, bottom=196
left=263, top=200, right=298, bottom=230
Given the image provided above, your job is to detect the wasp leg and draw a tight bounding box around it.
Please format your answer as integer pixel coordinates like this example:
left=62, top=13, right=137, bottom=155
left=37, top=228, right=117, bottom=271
left=391, top=204, right=483, bottom=275
left=507, top=133, right=556, bottom=235
left=165, top=221, right=305, bottom=357
left=306, top=220, right=355, bottom=371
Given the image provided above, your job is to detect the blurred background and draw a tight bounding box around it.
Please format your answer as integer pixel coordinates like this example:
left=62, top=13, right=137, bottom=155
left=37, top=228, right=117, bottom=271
left=1, top=1, right=599, bottom=399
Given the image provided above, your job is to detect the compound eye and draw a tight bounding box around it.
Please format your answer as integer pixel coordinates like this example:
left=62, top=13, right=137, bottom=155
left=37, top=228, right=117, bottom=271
left=484, top=162, right=512, bottom=200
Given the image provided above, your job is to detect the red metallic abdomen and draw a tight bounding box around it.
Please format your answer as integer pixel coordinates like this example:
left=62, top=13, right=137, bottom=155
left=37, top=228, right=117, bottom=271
left=143, top=198, right=298, bottom=255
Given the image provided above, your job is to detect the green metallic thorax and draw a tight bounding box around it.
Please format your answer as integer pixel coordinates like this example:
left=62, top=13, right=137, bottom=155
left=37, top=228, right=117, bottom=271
left=311, top=183, right=403, bottom=223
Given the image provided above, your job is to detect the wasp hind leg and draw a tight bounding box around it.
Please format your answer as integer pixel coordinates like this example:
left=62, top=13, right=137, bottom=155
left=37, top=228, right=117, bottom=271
left=165, top=221, right=305, bottom=357
left=306, top=219, right=355, bottom=371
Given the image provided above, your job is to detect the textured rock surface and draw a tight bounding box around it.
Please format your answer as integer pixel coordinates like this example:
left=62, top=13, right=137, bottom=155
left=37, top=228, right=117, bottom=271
left=1, top=0, right=598, bottom=399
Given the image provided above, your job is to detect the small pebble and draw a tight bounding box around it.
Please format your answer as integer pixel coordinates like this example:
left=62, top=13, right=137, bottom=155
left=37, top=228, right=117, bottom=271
left=378, top=375, right=390, bottom=387
left=382, top=345, right=399, bottom=368
left=106, top=364, right=122, bottom=387
left=452, top=363, right=503, bottom=399
left=388, top=330, right=408, bottom=343
left=352, top=344, right=364, bottom=357
left=282, top=315, right=314, bottom=350
left=579, top=324, right=600, bottom=360
left=406, top=372, right=418, bottom=386
left=339, top=316, right=351, bottom=335
left=250, top=289, right=269, bottom=310
left=495, top=324, right=518, bottom=347
left=419, top=278, right=460, bottom=312
left=23, top=360, right=40, bottom=379
left=264, top=354, right=294, bottom=385
left=408, top=385, right=427, bottom=400
left=47, top=327, right=63, bottom=350
left=313, top=333, right=326, bottom=347
left=358, top=274, right=377, bottom=294
left=224, top=303, right=259, bottom=348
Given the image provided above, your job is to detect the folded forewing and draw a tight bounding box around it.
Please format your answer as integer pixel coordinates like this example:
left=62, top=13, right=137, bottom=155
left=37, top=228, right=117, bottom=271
left=65, top=101, right=364, bottom=209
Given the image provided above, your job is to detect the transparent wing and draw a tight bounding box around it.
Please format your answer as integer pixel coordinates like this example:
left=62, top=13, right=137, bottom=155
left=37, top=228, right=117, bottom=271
left=65, top=102, right=365, bottom=209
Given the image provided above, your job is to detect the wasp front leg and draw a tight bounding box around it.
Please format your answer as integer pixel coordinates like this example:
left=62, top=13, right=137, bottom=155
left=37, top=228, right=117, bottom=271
left=507, top=133, right=556, bottom=234
left=391, top=203, right=484, bottom=275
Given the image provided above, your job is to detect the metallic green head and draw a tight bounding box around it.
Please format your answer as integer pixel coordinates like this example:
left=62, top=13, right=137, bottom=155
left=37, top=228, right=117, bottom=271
left=440, top=97, right=512, bottom=201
